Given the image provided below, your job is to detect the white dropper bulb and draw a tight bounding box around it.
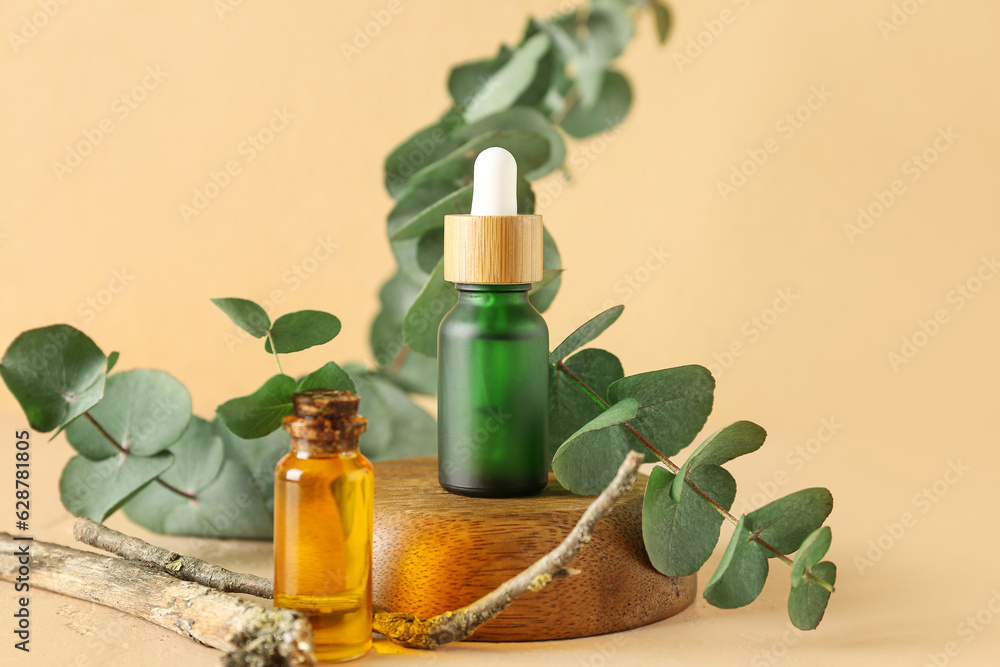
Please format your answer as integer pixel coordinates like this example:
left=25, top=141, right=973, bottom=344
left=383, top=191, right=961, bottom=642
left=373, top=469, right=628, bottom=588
left=470, top=147, right=518, bottom=215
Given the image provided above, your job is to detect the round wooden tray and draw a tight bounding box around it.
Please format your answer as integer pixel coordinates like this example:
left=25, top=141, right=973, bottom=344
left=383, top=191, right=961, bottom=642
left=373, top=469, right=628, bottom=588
left=372, top=457, right=695, bottom=642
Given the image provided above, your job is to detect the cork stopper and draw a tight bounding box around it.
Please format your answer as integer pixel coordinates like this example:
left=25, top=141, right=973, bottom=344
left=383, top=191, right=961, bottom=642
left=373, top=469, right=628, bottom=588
left=282, top=389, right=368, bottom=454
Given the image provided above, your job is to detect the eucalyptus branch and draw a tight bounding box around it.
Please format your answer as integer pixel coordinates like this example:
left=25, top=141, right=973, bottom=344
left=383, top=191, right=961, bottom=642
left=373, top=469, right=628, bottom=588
left=84, top=413, right=195, bottom=500
left=555, top=359, right=835, bottom=593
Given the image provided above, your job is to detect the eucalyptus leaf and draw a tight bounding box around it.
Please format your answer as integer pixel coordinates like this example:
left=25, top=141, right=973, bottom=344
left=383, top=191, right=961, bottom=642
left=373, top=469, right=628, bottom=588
left=65, top=369, right=192, bottom=459
left=369, top=271, right=437, bottom=395
left=106, top=351, right=120, bottom=374
left=0, top=324, right=107, bottom=432
left=401, top=260, right=457, bottom=358
left=650, top=0, right=673, bottom=44
left=347, top=367, right=437, bottom=460
left=529, top=269, right=564, bottom=310
left=400, top=130, right=551, bottom=199
left=548, top=348, right=624, bottom=464
left=384, top=120, right=460, bottom=198
left=703, top=515, right=769, bottom=609
left=60, top=451, right=174, bottom=522
left=124, top=459, right=272, bottom=538
left=211, top=298, right=270, bottom=338
left=561, top=70, right=632, bottom=139
left=463, top=32, right=552, bottom=123
left=158, top=416, right=225, bottom=494
left=297, top=361, right=355, bottom=393
left=549, top=305, right=624, bottom=362
left=264, top=310, right=341, bottom=354
left=608, top=365, right=715, bottom=458
left=671, top=420, right=767, bottom=502
left=215, top=374, right=295, bottom=439
left=449, top=45, right=512, bottom=109
left=642, top=464, right=737, bottom=576
left=456, top=107, right=567, bottom=180
left=214, top=418, right=289, bottom=514
left=551, top=398, right=639, bottom=494
left=531, top=228, right=563, bottom=312
left=791, top=526, right=833, bottom=588
left=788, top=561, right=836, bottom=630
left=745, top=488, right=834, bottom=557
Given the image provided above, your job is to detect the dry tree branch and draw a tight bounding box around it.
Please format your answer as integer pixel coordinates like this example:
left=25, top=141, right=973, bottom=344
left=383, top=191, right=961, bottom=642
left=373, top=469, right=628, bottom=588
left=21, top=451, right=643, bottom=658
left=372, top=450, right=645, bottom=648
left=73, top=518, right=273, bottom=598
left=0, top=534, right=312, bottom=667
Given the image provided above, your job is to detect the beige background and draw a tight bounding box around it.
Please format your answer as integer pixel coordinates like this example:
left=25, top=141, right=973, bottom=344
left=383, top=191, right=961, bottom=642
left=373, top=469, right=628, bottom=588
left=2, top=0, right=999, bottom=665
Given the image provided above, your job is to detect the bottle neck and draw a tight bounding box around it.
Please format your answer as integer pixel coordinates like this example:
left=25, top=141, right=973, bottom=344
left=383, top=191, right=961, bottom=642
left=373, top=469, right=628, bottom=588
left=289, top=436, right=360, bottom=456
left=455, top=283, right=532, bottom=305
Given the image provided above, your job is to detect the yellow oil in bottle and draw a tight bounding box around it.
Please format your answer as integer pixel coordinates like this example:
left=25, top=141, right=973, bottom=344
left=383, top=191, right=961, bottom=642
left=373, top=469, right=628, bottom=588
left=274, top=390, right=374, bottom=663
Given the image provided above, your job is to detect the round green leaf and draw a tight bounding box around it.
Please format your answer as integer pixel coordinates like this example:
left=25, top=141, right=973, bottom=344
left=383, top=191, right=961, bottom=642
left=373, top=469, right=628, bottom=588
left=60, top=451, right=174, bottom=522
left=745, top=488, right=834, bottom=557
left=642, top=464, right=737, bottom=576
left=671, top=421, right=767, bottom=502
left=215, top=374, right=295, bottom=439
left=297, top=361, right=355, bottom=393
left=264, top=310, right=342, bottom=354
left=463, top=32, right=551, bottom=123
left=401, top=260, right=457, bottom=358
left=608, top=365, right=715, bottom=459
left=551, top=398, right=639, bottom=495
left=215, top=418, right=289, bottom=515
left=211, top=298, right=270, bottom=338
left=124, top=459, right=272, bottom=538
left=548, top=347, right=624, bottom=465
left=0, top=325, right=107, bottom=432
left=561, top=70, right=633, bottom=139
left=791, top=526, right=833, bottom=588
left=703, top=515, right=769, bottom=609
left=65, top=369, right=192, bottom=459
left=159, top=416, right=225, bottom=494
left=788, top=561, right=836, bottom=630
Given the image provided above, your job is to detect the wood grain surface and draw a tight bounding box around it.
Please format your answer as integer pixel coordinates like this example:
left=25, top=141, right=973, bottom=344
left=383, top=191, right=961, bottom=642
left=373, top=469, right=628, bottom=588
left=372, top=457, right=696, bottom=642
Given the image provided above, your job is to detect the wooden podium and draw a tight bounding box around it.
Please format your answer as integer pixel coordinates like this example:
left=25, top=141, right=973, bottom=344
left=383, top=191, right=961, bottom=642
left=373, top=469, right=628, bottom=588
left=372, top=457, right=696, bottom=642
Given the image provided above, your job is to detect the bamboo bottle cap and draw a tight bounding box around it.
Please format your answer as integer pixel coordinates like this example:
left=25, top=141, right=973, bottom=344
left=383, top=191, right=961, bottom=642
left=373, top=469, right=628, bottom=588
left=443, top=147, right=543, bottom=284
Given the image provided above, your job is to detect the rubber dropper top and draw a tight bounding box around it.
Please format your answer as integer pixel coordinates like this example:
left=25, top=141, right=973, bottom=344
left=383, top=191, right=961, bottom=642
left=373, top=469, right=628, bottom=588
left=470, top=147, right=518, bottom=215
left=443, top=147, right=543, bottom=284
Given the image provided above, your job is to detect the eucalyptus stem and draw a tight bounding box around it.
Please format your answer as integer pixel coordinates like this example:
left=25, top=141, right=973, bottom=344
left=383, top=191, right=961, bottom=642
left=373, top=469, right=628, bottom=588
left=555, top=360, right=835, bottom=593
left=265, top=332, right=284, bottom=375
left=83, top=413, right=196, bottom=501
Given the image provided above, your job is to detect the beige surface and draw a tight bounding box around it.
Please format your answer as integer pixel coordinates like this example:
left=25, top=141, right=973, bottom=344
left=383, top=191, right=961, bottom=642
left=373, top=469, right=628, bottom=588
left=1, top=0, right=998, bottom=665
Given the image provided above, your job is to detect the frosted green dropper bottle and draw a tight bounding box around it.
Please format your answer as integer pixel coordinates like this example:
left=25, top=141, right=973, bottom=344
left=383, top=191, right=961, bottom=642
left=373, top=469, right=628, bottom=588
left=437, top=147, right=548, bottom=497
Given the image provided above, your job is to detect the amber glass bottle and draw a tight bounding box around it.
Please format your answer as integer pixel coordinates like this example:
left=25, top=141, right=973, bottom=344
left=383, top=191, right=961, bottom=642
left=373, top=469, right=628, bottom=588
left=273, top=389, right=374, bottom=663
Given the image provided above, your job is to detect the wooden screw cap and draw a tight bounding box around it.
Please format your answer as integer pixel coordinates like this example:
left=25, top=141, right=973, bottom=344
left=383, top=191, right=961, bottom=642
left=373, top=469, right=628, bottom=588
left=443, top=214, right=543, bottom=284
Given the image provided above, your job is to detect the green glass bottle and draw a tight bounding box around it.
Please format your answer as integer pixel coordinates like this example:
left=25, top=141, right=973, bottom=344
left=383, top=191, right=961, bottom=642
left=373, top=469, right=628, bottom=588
left=438, top=147, right=548, bottom=497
